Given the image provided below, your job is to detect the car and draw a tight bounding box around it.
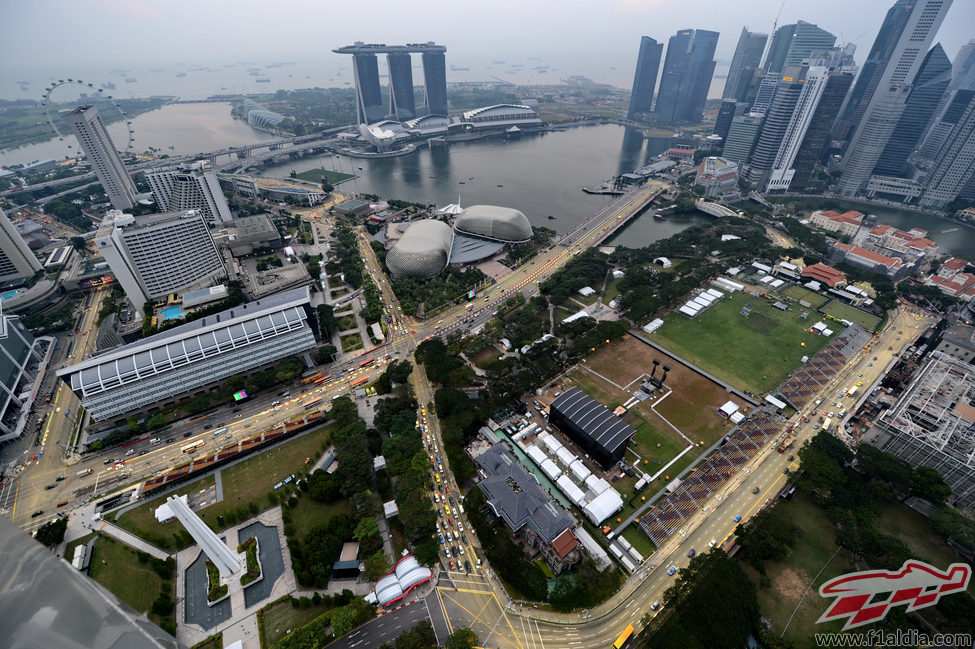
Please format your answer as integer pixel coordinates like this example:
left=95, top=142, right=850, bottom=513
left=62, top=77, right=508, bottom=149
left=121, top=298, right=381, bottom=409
left=449, top=560, right=456, bottom=570
left=462, top=533, right=468, bottom=544
left=165, top=438, right=175, bottom=444
left=783, top=468, right=791, bottom=475
left=734, top=514, right=742, bottom=522
left=687, top=549, right=696, bottom=558
left=233, top=408, right=241, bottom=413
left=139, top=450, right=148, bottom=456
left=444, top=548, right=450, bottom=558
left=55, top=475, right=67, bottom=481
left=787, top=455, right=794, bottom=461
left=56, top=501, right=68, bottom=508
left=103, top=458, right=114, bottom=465
left=204, top=424, right=212, bottom=430
left=448, top=517, right=454, bottom=526
left=868, top=362, right=874, bottom=367
left=651, top=601, right=661, bottom=611
left=44, top=483, right=57, bottom=490
left=438, top=534, right=444, bottom=544
left=125, top=449, right=136, bottom=456
left=224, top=434, right=232, bottom=439
left=667, top=566, right=677, bottom=576
left=183, top=432, right=193, bottom=438
left=31, top=510, right=44, bottom=518
left=451, top=546, right=458, bottom=557
left=752, top=486, right=760, bottom=494
left=465, top=560, right=472, bottom=572
left=708, top=539, right=717, bottom=548
left=813, top=423, right=820, bottom=429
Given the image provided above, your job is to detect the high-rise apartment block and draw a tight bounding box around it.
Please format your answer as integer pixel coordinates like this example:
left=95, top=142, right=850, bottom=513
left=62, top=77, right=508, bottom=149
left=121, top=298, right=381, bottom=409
left=0, top=208, right=41, bottom=284
left=837, top=0, right=952, bottom=196
left=627, top=37, right=664, bottom=120
left=0, top=306, right=45, bottom=443
left=722, top=114, right=765, bottom=164
left=333, top=42, right=447, bottom=124
left=745, top=71, right=806, bottom=189
left=763, top=21, right=837, bottom=74
left=789, top=69, right=856, bottom=192
left=654, top=29, right=720, bottom=125
left=723, top=28, right=768, bottom=102
left=146, top=160, right=233, bottom=225
left=64, top=105, right=138, bottom=211
left=95, top=209, right=225, bottom=315
left=713, top=99, right=749, bottom=144
left=918, top=90, right=975, bottom=208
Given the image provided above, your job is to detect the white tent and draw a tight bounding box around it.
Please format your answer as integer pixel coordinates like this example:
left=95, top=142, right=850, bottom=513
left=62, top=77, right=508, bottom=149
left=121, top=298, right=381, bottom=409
left=569, top=459, right=592, bottom=482
left=526, top=445, right=548, bottom=467
left=585, top=474, right=611, bottom=495
left=582, top=489, right=624, bottom=525
left=718, top=401, right=739, bottom=417
left=557, top=475, right=586, bottom=505
left=543, top=435, right=564, bottom=455
left=541, top=459, right=562, bottom=480
left=556, top=446, right=577, bottom=468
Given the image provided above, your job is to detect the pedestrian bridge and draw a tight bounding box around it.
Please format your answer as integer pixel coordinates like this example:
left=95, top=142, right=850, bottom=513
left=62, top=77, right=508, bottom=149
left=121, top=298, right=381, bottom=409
left=696, top=201, right=738, bottom=217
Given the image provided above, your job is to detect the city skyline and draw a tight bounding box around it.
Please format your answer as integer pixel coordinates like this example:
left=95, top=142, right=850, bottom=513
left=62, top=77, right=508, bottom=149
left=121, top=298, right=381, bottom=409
left=1, top=1, right=972, bottom=102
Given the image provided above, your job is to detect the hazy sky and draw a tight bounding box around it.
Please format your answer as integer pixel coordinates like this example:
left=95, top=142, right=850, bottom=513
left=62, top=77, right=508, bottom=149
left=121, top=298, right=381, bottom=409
left=2, top=0, right=973, bottom=90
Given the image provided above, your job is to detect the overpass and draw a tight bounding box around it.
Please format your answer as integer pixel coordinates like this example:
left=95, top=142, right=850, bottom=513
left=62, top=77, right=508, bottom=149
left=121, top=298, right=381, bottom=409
left=557, top=180, right=668, bottom=249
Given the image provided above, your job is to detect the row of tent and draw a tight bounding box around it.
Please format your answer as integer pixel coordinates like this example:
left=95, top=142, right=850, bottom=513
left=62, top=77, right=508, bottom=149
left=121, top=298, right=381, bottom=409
left=678, top=287, right=725, bottom=318
left=520, top=432, right=624, bottom=525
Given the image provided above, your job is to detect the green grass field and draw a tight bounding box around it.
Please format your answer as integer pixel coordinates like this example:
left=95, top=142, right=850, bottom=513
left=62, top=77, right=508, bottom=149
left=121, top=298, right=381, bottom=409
left=603, top=278, right=624, bottom=304
left=620, top=524, right=656, bottom=559
left=782, top=285, right=829, bottom=308
left=651, top=295, right=839, bottom=394
left=340, top=333, right=363, bottom=352
left=116, top=425, right=333, bottom=544
left=262, top=599, right=334, bottom=647
left=294, top=168, right=356, bottom=185
left=821, top=300, right=881, bottom=330
left=89, top=535, right=167, bottom=618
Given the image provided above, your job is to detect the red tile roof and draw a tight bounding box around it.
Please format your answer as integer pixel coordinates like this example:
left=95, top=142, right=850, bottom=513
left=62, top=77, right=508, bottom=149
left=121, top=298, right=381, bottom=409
left=943, top=257, right=967, bottom=271
left=834, top=243, right=903, bottom=269
left=550, top=528, right=579, bottom=559
left=820, top=210, right=863, bottom=225
left=801, top=263, right=846, bottom=287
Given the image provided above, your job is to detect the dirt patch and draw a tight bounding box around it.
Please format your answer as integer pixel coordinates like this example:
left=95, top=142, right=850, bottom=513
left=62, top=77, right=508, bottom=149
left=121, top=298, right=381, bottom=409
left=775, top=566, right=810, bottom=602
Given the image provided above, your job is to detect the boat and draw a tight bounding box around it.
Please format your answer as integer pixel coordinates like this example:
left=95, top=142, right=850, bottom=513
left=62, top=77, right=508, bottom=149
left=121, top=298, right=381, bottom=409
left=497, top=184, right=504, bottom=188
left=547, top=215, right=557, bottom=220
left=940, top=228, right=959, bottom=234
left=290, top=169, right=297, bottom=178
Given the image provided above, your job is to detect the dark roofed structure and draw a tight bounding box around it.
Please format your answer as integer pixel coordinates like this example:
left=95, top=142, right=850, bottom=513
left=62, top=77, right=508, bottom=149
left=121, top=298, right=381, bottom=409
left=475, top=444, right=573, bottom=545
left=548, top=387, right=636, bottom=469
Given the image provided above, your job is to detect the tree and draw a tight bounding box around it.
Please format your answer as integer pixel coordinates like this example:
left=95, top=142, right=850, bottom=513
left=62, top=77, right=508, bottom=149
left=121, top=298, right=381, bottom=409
left=446, top=627, right=479, bottom=649
left=147, top=413, right=166, bottom=430
left=70, top=236, right=87, bottom=252
left=393, top=620, right=437, bottom=649
left=34, top=517, right=68, bottom=546
left=911, top=466, right=951, bottom=502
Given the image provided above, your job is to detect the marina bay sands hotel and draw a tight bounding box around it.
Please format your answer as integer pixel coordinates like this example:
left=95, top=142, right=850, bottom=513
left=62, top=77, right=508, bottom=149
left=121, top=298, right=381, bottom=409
left=333, top=42, right=447, bottom=125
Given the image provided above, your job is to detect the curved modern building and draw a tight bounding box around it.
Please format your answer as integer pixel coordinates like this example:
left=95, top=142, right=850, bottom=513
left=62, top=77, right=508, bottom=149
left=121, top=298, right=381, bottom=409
left=459, top=104, right=541, bottom=128
left=242, top=98, right=285, bottom=128
left=454, top=205, right=533, bottom=243
left=373, top=555, right=432, bottom=607
left=386, top=219, right=453, bottom=278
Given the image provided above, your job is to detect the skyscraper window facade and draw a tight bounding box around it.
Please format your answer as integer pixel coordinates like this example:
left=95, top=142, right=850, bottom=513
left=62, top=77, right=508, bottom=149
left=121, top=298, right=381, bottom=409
left=723, top=28, right=768, bottom=102
left=654, top=29, right=720, bottom=125
left=65, top=105, right=138, bottom=211
left=627, top=37, right=663, bottom=120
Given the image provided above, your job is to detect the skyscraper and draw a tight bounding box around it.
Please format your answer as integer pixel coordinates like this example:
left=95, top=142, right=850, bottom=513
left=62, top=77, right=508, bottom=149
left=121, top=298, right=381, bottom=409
left=873, top=44, right=952, bottom=178
left=745, top=71, right=806, bottom=189
left=654, top=29, right=720, bottom=125
left=833, top=0, right=928, bottom=146
left=919, top=90, right=975, bottom=207
left=335, top=42, right=447, bottom=124
left=65, top=105, right=138, bottom=211
left=627, top=36, right=664, bottom=120
left=0, top=208, right=42, bottom=284
left=422, top=51, right=448, bottom=116
left=836, top=0, right=953, bottom=196
left=387, top=52, right=416, bottom=120
left=713, top=99, right=748, bottom=144
left=789, top=70, right=856, bottom=191
left=95, top=209, right=225, bottom=315
left=763, top=21, right=837, bottom=74
left=723, top=28, right=768, bottom=101
left=722, top=114, right=765, bottom=164
left=750, top=76, right=781, bottom=115
left=146, top=160, right=234, bottom=225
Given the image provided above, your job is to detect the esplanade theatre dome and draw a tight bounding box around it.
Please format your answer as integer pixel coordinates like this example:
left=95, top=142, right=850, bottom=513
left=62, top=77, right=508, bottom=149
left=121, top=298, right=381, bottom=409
left=453, top=205, right=533, bottom=243
left=386, top=220, right=454, bottom=278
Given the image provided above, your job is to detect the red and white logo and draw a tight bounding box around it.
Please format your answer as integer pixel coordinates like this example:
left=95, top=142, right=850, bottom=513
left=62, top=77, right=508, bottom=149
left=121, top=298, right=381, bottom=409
left=817, top=560, right=971, bottom=630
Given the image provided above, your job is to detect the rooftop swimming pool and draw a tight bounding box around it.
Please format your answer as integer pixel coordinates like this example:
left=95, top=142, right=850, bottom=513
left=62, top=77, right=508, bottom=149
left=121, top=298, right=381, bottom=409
left=159, top=305, right=184, bottom=321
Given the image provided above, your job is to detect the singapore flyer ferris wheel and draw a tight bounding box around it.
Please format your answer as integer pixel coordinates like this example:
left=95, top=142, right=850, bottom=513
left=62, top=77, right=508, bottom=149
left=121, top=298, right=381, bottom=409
left=40, top=78, right=136, bottom=155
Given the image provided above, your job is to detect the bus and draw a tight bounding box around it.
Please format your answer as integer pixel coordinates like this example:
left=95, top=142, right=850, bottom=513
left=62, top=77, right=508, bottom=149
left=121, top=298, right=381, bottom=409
left=359, top=358, right=376, bottom=368
left=181, top=439, right=205, bottom=454
left=314, top=374, right=332, bottom=386
left=211, top=427, right=228, bottom=437
left=350, top=377, right=369, bottom=388
left=303, top=398, right=323, bottom=411
left=613, top=625, right=635, bottom=649
left=77, top=468, right=93, bottom=477
left=301, top=372, right=324, bottom=385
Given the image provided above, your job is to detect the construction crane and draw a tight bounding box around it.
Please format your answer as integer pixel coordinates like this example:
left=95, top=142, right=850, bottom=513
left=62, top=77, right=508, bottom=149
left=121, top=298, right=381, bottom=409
left=761, top=1, right=787, bottom=70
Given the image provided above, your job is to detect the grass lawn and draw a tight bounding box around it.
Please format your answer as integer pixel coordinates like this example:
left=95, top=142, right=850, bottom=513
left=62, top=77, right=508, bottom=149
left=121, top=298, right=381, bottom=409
left=620, top=524, right=656, bottom=559
left=189, top=633, right=223, bottom=649
left=603, top=278, right=624, bottom=304
left=116, top=425, right=333, bottom=544
left=821, top=300, right=881, bottom=330
left=336, top=315, right=357, bottom=331
left=263, top=599, right=334, bottom=647
left=651, top=295, right=838, bottom=394
left=89, top=535, right=166, bottom=618
left=748, top=493, right=858, bottom=644
left=289, top=494, right=351, bottom=540
left=535, top=559, right=557, bottom=579
left=471, top=346, right=501, bottom=368
left=63, top=532, right=95, bottom=563
left=782, top=285, right=829, bottom=308
left=340, top=333, right=363, bottom=352
left=295, top=168, right=356, bottom=185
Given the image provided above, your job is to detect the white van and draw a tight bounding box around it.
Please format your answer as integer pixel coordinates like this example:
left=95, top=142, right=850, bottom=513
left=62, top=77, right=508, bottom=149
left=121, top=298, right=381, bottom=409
left=149, top=438, right=160, bottom=446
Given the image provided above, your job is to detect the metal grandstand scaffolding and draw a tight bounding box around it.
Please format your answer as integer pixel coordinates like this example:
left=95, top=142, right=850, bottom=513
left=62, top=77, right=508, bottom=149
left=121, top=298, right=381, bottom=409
left=863, top=351, right=975, bottom=507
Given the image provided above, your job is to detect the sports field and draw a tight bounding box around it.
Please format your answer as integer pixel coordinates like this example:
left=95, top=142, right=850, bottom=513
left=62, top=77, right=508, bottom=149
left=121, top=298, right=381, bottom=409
left=821, top=300, right=881, bottom=330
left=781, top=285, right=829, bottom=308
left=651, top=294, right=840, bottom=394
